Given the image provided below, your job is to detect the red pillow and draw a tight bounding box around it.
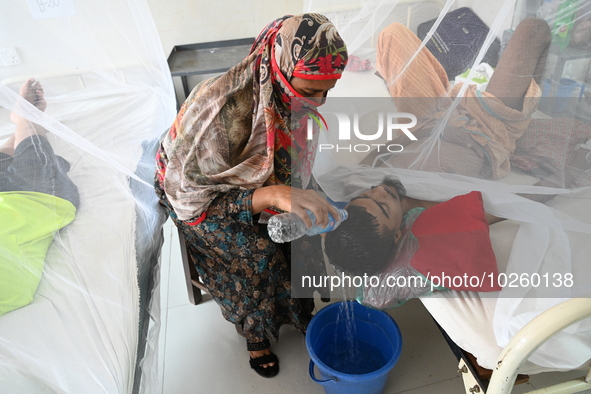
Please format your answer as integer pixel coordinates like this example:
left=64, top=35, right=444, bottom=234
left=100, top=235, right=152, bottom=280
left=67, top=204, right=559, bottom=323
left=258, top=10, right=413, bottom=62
left=410, top=191, right=501, bottom=292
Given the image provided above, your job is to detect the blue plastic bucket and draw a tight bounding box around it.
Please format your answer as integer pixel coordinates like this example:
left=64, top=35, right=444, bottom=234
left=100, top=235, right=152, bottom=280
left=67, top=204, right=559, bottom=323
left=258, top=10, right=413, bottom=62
left=306, top=301, right=402, bottom=394
left=540, top=78, right=584, bottom=113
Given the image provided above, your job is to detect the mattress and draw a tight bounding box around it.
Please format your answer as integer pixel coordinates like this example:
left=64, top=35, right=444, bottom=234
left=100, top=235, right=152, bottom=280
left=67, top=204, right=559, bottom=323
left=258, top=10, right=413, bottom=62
left=421, top=188, right=591, bottom=375
left=0, top=83, right=169, bottom=393
left=324, top=67, right=591, bottom=374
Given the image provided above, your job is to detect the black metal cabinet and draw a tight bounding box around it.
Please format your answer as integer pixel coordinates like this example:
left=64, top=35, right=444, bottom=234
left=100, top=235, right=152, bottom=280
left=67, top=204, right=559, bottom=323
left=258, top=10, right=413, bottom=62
left=167, top=37, right=255, bottom=108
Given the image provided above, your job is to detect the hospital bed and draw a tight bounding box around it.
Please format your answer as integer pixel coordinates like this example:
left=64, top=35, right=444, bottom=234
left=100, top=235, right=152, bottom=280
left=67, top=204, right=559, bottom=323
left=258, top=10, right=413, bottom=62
left=0, top=1, right=176, bottom=392
left=324, top=66, right=591, bottom=394
left=0, top=68, right=172, bottom=394
left=307, top=0, right=591, bottom=392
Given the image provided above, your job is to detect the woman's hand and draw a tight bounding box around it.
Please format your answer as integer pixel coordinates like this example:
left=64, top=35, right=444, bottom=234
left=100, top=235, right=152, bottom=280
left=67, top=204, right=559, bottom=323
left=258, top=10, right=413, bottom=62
left=252, top=185, right=339, bottom=228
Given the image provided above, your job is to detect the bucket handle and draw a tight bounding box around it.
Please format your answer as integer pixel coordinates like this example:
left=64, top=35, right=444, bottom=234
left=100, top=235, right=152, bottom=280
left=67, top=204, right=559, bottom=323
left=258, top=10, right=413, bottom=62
left=309, top=360, right=338, bottom=385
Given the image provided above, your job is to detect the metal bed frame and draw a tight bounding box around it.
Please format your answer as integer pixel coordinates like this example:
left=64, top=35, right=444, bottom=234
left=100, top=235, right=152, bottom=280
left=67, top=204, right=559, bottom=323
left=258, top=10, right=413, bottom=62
left=453, top=297, right=591, bottom=394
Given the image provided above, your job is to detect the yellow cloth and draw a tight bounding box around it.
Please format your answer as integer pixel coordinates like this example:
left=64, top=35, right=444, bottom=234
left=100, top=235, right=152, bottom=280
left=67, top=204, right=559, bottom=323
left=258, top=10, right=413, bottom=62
left=0, top=191, right=76, bottom=315
left=376, top=22, right=542, bottom=179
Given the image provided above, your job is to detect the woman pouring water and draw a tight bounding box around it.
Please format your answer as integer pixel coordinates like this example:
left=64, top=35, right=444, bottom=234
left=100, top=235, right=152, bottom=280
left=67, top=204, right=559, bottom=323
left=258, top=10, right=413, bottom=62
left=154, top=13, right=347, bottom=378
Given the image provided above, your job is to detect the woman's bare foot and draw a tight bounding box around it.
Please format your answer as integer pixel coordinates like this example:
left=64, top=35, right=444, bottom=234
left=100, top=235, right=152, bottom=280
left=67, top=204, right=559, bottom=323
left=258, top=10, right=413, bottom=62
left=10, top=78, right=47, bottom=124
left=247, top=338, right=279, bottom=377
left=249, top=348, right=276, bottom=369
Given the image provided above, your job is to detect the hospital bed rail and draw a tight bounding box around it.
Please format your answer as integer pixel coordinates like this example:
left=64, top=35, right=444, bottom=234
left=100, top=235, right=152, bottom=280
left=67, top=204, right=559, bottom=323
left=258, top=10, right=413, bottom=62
left=458, top=297, right=591, bottom=394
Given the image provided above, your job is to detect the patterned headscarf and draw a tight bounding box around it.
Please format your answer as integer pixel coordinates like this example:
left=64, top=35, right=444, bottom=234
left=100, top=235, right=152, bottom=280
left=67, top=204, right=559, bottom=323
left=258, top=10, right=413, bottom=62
left=157, top=14, right=347, bottom=221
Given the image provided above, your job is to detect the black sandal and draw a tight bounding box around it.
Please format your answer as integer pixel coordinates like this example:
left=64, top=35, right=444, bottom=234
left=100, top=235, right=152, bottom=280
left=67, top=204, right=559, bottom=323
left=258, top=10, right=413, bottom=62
left=247, top=339, right=279, bottom=378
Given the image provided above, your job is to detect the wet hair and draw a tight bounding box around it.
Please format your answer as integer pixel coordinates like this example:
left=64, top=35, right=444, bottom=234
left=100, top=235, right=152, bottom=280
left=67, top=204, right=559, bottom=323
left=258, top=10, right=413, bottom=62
left=324, top=175, right=406, bottom=276
left=324, top=204, right=398, bottom=276
left=381, top=175, right=406, bottom=199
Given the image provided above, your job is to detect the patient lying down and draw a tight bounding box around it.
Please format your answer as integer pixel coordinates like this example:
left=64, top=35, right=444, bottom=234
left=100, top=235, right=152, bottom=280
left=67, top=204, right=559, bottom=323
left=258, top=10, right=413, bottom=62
left=324, top=175, right=504, bottom=308
left=0, top=79, right=79, bottom=315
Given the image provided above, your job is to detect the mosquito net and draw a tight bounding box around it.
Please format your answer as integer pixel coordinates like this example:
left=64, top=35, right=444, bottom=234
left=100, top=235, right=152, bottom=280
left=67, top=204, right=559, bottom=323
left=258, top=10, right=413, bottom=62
left=0, top=0, right=175, bottom=393
left=2, top=0, right=591, bottom=390
left=301, top=0, right=591, bottom=371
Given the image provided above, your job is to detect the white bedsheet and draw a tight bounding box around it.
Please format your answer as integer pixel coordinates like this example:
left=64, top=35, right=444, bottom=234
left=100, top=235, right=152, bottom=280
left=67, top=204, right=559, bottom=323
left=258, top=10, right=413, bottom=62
left=0, top=85, right=167, bottom=393
left=421, top=189, right=591, bottom=375
left=327, top=69, right=591, bottom=374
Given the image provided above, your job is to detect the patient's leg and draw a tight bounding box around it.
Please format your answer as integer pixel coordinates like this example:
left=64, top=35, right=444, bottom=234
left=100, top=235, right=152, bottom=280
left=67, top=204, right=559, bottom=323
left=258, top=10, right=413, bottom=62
left=11, top=78, right=48, bottom=149
left=486, top=18, right=551, bottom=111
left=376, top=22, right=449, bottom=122
left=377, top=137, right=486, bottom=177
left=3, top=79, right=79, bottom=206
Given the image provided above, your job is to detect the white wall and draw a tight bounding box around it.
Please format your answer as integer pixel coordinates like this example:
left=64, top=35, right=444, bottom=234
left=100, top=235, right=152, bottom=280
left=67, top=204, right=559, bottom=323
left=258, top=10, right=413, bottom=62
left=2, top=1, right=520, bottom=88
left=145, top=0, right=305, bottom=103
left=146, top=0, right=304, bottom=56
left=0, top=0, right=303, bottom=84
left=2, top=0, right=514, bottom=83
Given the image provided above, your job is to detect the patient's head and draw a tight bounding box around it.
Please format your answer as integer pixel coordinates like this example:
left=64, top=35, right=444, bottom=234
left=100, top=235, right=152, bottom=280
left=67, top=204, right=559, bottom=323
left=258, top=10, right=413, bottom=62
left=324, top=175, right=406, bottom=276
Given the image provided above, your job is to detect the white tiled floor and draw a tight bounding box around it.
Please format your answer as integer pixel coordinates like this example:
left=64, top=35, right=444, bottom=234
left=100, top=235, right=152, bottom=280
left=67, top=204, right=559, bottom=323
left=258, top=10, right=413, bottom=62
left=157, top=218, right=590, bottom=393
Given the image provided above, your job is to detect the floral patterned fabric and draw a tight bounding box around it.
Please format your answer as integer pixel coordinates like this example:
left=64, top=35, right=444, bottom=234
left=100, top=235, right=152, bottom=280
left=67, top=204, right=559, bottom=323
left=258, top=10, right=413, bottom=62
left=156, top=13, right=347, bottom=221
left=155, top=183, right=317, bottom=342
left=511, top=118, right=591, bottom=187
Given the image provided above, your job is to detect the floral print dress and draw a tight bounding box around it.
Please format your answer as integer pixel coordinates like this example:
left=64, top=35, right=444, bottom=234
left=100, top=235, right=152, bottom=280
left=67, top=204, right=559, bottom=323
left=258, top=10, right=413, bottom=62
left=155, top=14, right=347, bottom=343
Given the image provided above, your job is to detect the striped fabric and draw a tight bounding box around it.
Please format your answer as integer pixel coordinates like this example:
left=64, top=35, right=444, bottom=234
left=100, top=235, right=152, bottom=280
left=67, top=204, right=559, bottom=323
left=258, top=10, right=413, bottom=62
left=376, top=23, right=542, bottom=179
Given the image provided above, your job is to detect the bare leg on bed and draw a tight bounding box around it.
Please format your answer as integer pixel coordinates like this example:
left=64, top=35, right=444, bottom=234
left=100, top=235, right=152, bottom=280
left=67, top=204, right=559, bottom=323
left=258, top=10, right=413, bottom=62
left=10, top=78, right=48, bottom=149
left=486, top=18, right=551, bottom=111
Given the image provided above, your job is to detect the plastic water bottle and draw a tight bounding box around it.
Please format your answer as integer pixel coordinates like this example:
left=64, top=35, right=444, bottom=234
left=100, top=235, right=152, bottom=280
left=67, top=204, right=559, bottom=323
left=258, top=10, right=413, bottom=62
left=552, top=0, right=577, bottom=50
left=267, top=208, right=348, bottom=243
left=537, top=0, right=560, bottom=26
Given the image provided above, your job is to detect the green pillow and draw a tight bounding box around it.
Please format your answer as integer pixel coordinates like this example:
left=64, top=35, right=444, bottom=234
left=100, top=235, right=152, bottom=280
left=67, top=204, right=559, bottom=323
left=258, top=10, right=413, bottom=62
left=0, top=192, right=76, bottom=316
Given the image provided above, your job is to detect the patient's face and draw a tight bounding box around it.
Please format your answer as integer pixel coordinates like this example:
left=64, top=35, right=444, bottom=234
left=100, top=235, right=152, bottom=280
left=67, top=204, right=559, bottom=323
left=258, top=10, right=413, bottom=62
left=347, top=183, right=403, bottom=239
